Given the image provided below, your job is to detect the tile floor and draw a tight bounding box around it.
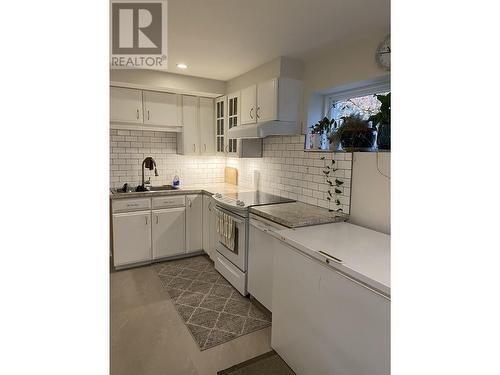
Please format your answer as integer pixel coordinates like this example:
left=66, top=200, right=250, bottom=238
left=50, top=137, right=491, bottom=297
left=154, top=255, right=271, bottom=351
left=111, top=259, right=272, bottom=375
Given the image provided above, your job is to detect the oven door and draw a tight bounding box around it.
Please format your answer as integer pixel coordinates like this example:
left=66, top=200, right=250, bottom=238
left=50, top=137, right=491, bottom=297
left=215, top=205, right=247, bottom=272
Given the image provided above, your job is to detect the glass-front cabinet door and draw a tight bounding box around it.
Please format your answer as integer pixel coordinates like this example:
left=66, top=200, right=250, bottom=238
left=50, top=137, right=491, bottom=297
left=215, top=96, right=226, bottom=154
left=227, top=92, right=240, bottom=156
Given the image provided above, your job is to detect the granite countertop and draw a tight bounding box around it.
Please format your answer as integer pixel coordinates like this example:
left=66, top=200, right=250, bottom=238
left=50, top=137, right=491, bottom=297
left=249, top=201, right=348, bottom=228
left=109, top=183, right=253, bottom=199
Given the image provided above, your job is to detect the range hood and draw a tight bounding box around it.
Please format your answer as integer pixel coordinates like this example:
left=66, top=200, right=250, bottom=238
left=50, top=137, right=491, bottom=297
left=227, top=120, right=301, bottom=139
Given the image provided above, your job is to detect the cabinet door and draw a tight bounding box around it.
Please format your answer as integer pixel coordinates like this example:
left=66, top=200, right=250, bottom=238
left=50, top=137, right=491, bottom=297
left=202, top=195, right=211, bottom=254
left=152, top=207, right=186, bottom=260
left=110, top=87, right=143, bottom=123
left=178, top=95, right=199, bottom=155
left=227, top=93, right=239, bottom=156
left=240, top=85, right=256, bottom=124
left=112, top=211, right=151, bottom=267
left=248, top=224, right=276, bottom=311
left=215, top=96, right=226, bottom=154
left=257, top=78, right=278, bottom=122
left=185, top=194, right=203, bottom=252
left=272, top=242, right=390, bottom=375
left=199, top=97, right=215, bottom=154
left=143, top=91, right=181, bottom=127
left=208, top=197, right=217, bottom=261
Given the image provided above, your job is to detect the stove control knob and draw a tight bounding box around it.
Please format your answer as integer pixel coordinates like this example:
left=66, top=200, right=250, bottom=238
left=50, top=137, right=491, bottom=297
left=236, top=200, right=245, bottom=207
left=215, top=193, right=222, bottom=198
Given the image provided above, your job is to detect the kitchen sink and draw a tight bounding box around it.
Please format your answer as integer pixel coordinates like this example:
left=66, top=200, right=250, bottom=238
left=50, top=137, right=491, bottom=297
left=147, top=185, right=175, bottom=191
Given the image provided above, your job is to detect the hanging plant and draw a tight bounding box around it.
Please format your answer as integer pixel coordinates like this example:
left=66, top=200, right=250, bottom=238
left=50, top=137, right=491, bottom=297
left=322, top=156, right=344, bottom=212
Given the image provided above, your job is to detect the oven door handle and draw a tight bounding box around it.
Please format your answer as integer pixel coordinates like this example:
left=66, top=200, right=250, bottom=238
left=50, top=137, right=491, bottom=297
left=214, top=206, right=245, bottom=224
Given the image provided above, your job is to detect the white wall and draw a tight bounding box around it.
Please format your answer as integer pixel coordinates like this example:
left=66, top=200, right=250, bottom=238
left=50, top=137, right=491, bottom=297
left=110, top=69, right=226, bottom=97
left=349, top=153, right=390, bottom=234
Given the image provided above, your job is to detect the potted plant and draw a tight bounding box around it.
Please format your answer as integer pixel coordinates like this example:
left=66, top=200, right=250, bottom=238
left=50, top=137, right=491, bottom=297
left=328, top=114, right=377, bottom=151
left=368, top=92, right=390, bottom=150
left=311, top=117, right=336, bottom=150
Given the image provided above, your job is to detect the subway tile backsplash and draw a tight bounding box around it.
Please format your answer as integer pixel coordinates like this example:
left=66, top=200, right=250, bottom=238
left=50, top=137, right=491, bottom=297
left=110, top=131, right=352, bottom=213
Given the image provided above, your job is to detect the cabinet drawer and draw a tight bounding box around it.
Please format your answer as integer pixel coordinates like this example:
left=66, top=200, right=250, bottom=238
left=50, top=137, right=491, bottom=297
left=215, top=252, right=247, bottom=296
left=112, top=198, right=151, bottom=213
left=152, top=195, right=185, bottom=209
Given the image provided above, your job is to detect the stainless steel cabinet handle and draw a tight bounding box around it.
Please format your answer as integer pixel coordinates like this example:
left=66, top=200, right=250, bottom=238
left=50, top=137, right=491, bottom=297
left=250, top=108, right=254, bottom=119
left=156, top=214, right=159, bottom=224
left=204, top=144, right=207, bottom=151
left=187, top=198, right=192, bottom=208
left=256, top=106, right=260, bottom=119
left=147, top=110, right=150, bottom=120
left=208, top=202, right=212, bottom=211
left=225, top=145, right=229, bottom=153
left=193, top=144, right=196, bottom=152
left=145, top=216, right=148, bottom=225
left=136, top=109, right=139, bottom=120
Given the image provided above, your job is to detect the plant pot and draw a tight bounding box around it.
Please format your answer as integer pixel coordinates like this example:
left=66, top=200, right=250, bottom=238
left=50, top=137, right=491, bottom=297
left=376, top=123, right=391, bottom=150
left=340, top=127, right=377, bottom=152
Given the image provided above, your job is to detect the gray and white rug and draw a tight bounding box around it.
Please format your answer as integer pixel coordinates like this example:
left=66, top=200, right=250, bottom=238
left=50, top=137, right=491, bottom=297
left=154, top=255, right=271, bottom=351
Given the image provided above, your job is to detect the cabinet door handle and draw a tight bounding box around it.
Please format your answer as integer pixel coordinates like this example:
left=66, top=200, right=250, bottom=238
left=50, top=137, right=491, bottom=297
left=187, top=198, right=192, bottom=208
left=256, top=106, right=260, bottom=119
left=156, top=214, right=159, bottom=224
left=208, top=202, right=212, bottom=211
left=147, top=110, right=150, bottom=120
left=136, top=109, right=139, bottom=120
left=250, top=108, right=254, bottom=119
left=204, top=144, right=207, bottom=151
left=225, top=145, right=229, bottom=153
left=145, top=215, right=148, bottom=225
left=193, top=144, right=196, bottom=152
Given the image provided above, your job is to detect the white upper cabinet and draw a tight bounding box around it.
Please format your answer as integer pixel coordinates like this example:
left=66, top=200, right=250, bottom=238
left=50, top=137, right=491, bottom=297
left=110, top=86, right=182, bottom=131
left=240, top=85, right=257, bottom=125
left=199, top=97, right=215, bottom=154
left=239, top=78, right=302, bottom=125
left=110, top=87, right=143, bottom=123
left=257, top=78, right=278, bottom=122
left=227, top=92, right=240, bottom=155
left=143, top=91, right=182, bottom=128
left=215, top=96, right=226, bottom=154
left=177, top=95, right=199, bottom=155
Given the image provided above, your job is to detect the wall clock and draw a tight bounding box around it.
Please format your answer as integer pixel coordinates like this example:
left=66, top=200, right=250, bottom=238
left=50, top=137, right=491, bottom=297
left=376, top=35, right=391, bottom=71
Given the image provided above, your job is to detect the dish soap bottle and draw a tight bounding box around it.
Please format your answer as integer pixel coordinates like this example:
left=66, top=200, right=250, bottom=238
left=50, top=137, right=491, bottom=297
left=172, top=173, right=180, bottom=189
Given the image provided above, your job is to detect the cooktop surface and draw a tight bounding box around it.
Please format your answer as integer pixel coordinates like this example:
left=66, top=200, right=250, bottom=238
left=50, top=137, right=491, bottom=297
left=222, top=191, right=294, bottom=207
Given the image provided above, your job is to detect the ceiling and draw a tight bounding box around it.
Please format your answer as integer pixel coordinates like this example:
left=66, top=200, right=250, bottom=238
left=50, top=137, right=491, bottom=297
left=166, top=0, right=390, bottom=81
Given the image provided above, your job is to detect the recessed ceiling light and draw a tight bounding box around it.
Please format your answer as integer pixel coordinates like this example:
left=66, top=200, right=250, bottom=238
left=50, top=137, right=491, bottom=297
left=176, top=63, right=188, bottom=69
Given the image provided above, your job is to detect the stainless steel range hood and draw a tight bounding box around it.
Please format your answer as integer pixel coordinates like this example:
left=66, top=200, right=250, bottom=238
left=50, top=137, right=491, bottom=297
left=227, top=120, right=301, bottom=139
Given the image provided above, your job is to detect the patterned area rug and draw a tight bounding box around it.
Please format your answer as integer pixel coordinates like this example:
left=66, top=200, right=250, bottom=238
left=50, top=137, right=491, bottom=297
left=154, top=255, right=272, bottom=351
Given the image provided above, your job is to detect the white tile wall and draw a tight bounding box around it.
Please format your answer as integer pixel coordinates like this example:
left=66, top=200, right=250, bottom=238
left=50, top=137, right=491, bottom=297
left=226, top=136, right=352, bottom=213
left=109, top=131, right=352, bottom=213
left=110, top=129, right=226, bottom=187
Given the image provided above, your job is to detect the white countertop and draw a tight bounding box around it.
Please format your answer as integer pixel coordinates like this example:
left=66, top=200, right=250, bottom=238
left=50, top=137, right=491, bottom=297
left=273, top=222, right=390, bottom=296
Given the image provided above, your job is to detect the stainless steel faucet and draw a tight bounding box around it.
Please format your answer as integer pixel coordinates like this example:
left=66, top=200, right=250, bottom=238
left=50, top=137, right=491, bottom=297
left=136, top=157, right=158, bottom=192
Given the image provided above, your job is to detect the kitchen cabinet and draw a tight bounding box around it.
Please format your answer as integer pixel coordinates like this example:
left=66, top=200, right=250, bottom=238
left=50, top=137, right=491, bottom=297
left=177, top=95, right=199, bottom=155
left=240, top=85, right=257, bottom=125
left=215, top=96, right=226, bottom=154
left=248, top=218, right=285, bottom=312
left=143, top=91, right=182, bottom=128
left=110, top=86, right=183, bottom=131
left=112, top=210, right=151, bottom=267
left=199, top=97, right=215, bottom=154
left=215, top=94, right=262, bottom=158
left=152, top=207, right=186, bottom=260
left=110, top=87, right=143, bottom=124
left=185, top=194, right=203, bottom=252
left=271, top=241, right=390, bottom=375
left=239, top=78, right=302, bottom=125
left=202, top=194, right=211, bottom=257
left=208, top=196, right=217, bottom=261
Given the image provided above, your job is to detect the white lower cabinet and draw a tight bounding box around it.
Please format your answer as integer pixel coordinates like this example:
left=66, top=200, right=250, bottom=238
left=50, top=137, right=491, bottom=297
left=112, top=210, right=151, bottom=267
left=272, top=241, right=390, bottom=375
left=248, top=223, right=278, bottom=312
left=202, top=194, right=211, bottom=257
left=185, top=194, right=203, bottom=252
left=152, top=207, right=186, bottom=260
